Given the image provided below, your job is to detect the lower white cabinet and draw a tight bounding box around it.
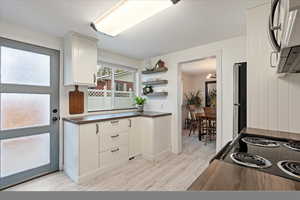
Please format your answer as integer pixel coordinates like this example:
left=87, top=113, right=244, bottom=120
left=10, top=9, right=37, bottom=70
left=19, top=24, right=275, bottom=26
left=129, top=117, right=142, bottom=158
left=79, top=123, right=99, bottom=176
left=63, top=115, right=171, bottom=183
left=64, top=118, right=132, bottom=183
left=140, top=116, right=171, bottom=161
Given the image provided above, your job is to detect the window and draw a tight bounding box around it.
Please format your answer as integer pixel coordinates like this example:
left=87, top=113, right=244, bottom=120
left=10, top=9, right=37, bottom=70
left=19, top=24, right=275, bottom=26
left=87, top=62, right=137, bottom=111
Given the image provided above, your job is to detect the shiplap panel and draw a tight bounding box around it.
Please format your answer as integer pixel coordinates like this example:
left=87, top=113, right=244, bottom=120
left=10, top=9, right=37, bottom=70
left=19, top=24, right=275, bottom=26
left=289, top=74, right=300, bottom=132
left=247, top=3, right=300, bottom=134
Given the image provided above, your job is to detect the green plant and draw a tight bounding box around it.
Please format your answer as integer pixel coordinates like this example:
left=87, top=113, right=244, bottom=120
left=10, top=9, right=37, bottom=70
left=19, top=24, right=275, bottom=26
left=185, top=91, right=202, bottom=107
left=134, top=96, right=147, bottom=105
left=208, top=88, right=217, bottom=107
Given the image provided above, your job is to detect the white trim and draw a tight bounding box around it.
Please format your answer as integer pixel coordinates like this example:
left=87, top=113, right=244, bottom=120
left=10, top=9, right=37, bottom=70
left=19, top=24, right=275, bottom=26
left=98, top=60, right=138, bottom=72
left=177, top=50, right=223, bottom=153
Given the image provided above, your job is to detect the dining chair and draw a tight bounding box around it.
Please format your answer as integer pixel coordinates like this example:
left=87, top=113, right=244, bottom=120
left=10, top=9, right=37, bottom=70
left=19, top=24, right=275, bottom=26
left=202, top=107, right=216, bottom=145
left=188, top=110, right=198, bottom=136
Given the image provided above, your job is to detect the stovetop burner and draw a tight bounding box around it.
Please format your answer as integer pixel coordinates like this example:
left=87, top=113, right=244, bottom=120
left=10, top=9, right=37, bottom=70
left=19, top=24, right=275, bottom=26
left=241, top=137, right=280, bottom=148
left=278, top=161, right=300, bottom=179
left=283, top=141, right=300, bottom=152
left=230, top=152, right=272, bottom=169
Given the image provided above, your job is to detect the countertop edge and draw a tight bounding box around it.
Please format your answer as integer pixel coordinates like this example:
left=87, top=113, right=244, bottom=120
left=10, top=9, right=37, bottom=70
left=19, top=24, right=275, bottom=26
left=63, top=112, right=172, bottom=125
left=242, top=127, right=300, bottom=141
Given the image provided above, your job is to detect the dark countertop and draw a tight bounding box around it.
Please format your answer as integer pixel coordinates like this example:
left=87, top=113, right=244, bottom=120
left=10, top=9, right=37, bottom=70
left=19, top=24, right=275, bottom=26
left=63, top=111, right=172, bottom=125
left=188, top=160, right=300, bottom=191
left=242, top=127, right=300, bottom=141
left=188, top=128, right=300, bottom=191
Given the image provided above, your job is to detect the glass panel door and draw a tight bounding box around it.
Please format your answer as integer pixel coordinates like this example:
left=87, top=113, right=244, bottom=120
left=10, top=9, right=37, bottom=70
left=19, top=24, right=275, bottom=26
left=0, top=37, right=59, bottom=190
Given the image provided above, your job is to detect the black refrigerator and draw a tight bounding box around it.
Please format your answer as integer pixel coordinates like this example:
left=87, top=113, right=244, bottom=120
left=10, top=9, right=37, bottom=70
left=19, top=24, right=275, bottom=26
left=233, top=62, right=247, bottom=138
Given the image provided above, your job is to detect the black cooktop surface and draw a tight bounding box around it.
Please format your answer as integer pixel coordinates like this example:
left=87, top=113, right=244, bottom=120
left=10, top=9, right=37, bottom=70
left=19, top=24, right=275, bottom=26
left=221, top=133, right=300, bottom=182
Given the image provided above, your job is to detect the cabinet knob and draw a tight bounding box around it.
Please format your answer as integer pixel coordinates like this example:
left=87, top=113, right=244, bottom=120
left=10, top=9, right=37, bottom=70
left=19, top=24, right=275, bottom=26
left=111, top=134, right=119, bottom=138
left=111, top=148, right=120, bottom=153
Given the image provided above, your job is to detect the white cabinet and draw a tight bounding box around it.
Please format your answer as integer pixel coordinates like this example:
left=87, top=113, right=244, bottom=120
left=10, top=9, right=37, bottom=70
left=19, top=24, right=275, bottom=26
left=64, top=118, right=132, bottom=183
left=129, top=117, right=142, bottom=158
left=99, top=119, right=130, bottom=169
left=63, top=115, right=171, bottom=183
left=140, top=116, right=171, bottom=161
left=64, top=122, right=99, bottom=183
left=79, top=124, right=99, bottom=176
left=64, top=32, right=98, bottom=86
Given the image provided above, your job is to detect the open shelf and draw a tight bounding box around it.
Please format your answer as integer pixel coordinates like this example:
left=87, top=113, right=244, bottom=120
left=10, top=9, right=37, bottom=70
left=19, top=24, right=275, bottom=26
left=141, top=67, right=168, bottom=74
left=142, top=80, right=168, bottom=85
left=145, top=92, right=168, bottom=97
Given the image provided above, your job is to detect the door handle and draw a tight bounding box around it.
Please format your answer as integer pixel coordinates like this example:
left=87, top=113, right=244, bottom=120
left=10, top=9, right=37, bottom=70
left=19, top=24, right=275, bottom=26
left=52, top=117, right=59, bottom=122
left=93, top=73, right=97, bottom=84
left=128, top=119, right=132, bottom=128
left=96, top=124, right=99, bottom=134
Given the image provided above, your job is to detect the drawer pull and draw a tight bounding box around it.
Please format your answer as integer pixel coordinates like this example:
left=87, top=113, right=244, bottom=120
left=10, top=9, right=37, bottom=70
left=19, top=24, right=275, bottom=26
left=111, top=148, right=120, bottom=153
left=111, top=134, right=119, bottom=138
left=111, top=120, right=119, bottom=124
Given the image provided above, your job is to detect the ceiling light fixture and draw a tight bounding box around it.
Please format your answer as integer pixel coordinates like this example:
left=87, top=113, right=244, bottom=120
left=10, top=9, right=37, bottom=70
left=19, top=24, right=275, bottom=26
left=206, top=73, right=216, bottom=79
left=91, top=0, right=180, bottom=37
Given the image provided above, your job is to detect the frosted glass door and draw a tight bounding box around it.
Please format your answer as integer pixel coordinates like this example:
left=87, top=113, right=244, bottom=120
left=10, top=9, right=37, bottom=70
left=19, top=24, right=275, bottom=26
left=0, top=37, right=59, bottom=189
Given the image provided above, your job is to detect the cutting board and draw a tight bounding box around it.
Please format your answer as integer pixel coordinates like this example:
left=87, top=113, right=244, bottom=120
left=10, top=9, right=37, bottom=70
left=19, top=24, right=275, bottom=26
left=69, top=85, right=84, bottom=114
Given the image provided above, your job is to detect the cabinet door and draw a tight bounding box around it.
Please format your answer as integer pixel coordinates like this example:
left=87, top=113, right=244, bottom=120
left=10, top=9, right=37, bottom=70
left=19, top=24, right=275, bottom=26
left=129, top=118, right=141, bottom=158
left=79, top=123, right=99, bottom=175
left=73, top=36, right=97, bottom=86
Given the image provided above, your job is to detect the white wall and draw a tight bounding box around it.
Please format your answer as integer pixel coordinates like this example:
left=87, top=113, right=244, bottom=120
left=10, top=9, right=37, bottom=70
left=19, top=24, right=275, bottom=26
left=144, top=36, right=246, bottom=153
left=182, top=72, right=216, bottom=106
left=247, top=3, right=300, bottom=133
left=0, top=20, right=142, bottom=169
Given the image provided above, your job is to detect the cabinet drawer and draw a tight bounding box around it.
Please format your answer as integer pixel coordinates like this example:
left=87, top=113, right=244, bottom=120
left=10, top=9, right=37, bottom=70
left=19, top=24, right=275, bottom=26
left=99, top=145, right=128, bottom=169
left=100, top=119, right=130, bottom=134
left=100, top=132, right=128, bottom=152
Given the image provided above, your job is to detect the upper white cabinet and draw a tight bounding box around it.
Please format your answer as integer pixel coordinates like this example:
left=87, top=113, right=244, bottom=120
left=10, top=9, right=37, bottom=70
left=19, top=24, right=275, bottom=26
left=64, top=32, right=98, bottom=86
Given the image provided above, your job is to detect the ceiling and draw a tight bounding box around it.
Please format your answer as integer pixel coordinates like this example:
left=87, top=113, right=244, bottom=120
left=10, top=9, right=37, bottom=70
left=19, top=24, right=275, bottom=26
left=181, top=56, right=216, bottom=75
left=0, top=0, right=268, bottom=59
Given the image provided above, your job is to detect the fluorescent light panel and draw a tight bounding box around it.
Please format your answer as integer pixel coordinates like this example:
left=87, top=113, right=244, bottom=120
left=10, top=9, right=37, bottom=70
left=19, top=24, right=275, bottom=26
left=92, top=0, right=173, bottom=36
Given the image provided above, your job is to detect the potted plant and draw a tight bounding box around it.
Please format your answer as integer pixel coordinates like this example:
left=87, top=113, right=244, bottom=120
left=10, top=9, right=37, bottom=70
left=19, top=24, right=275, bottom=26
left=185, top=91, right=202, bottom=111
left=208, top=88, right=217, bottom=107
left=134, top=96, right=146, bottom=112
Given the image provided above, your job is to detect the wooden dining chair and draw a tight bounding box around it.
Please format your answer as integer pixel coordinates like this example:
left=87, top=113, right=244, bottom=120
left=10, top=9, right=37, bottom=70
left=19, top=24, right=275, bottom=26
left=188, top=111, right=197, bottom=136
left=202, top=107, right=216, bottom=145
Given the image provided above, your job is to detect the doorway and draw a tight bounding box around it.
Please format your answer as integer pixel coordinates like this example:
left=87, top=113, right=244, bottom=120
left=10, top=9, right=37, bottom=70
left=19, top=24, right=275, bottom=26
left=0, top=37, right=60, bottom=189
left=180, top=56, right=217, bottom=151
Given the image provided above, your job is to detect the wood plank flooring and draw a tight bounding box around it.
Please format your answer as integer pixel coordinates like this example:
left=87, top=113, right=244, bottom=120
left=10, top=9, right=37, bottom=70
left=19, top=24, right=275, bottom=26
left=6, top=133, right=216, bottom=191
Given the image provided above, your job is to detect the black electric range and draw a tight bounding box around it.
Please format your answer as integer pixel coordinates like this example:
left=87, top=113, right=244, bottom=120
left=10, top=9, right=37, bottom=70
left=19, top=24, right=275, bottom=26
left=213, top=133, right=300, bottom=182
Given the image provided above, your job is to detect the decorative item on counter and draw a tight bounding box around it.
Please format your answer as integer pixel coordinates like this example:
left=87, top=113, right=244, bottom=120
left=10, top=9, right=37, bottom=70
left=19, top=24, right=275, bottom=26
left=143, top=85, right=153, bottom=95
left=134, top=96, right=146, bottom=112
left=154, top=59, right=166, bottom=70
left=185, top=90, right=202, bottom=111
left=69, top=85, right=84, bottom=114
left=144, top=58, right=154, bottom=71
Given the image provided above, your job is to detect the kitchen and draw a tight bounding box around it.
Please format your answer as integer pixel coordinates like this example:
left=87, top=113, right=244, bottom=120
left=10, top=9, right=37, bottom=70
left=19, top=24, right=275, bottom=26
left=0, top=0, right=300, bottom=193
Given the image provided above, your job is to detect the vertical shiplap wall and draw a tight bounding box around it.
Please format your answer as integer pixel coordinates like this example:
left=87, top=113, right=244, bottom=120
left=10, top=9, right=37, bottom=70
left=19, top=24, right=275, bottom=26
left=247, top=3, right=300, bottom=133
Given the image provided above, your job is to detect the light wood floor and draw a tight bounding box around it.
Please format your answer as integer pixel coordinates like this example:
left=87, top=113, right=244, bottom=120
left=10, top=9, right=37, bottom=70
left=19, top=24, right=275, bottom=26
left=6, top=133, right=216, bottom=191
